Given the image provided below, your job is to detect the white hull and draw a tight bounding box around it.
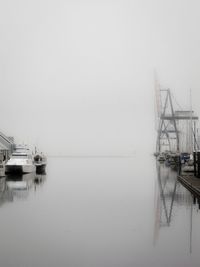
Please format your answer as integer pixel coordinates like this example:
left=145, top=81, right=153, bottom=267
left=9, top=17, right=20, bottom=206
left=22, top=164, right=36, bottom=173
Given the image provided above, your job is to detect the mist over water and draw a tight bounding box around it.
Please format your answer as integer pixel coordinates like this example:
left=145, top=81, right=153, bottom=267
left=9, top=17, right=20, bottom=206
left=1, top=0, right=200, bottom=155
left=0, top=155, right=200, bottom=267
left=1, top=0, right=200, bottom=266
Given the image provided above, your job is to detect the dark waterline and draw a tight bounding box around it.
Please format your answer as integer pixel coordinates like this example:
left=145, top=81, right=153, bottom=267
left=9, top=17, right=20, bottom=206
left=0, top=155, right=199, bottom=267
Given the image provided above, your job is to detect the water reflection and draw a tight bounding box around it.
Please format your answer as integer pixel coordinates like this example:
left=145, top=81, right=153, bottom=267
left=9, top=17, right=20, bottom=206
left=0, top=177, right=12, bottom=206
left=154, top=161, right=200, bottom=256
left=154, top=162, right=192, bottom=243
left=0, top=173, right=46, bottom=205
left=0, top=157, right=200, bottom=266
left=193, top=196, right=200, bottom=209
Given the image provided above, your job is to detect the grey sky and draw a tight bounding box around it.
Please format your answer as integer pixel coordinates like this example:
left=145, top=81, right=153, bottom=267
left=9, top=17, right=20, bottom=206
left=0, top=0, right=200, bottom=155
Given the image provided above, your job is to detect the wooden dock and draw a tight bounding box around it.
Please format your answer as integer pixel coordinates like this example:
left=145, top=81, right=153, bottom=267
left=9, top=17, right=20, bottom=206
left=178, top=174, right=200, bottom=198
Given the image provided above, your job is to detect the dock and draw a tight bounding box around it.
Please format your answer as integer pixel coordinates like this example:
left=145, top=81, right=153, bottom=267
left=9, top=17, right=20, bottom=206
left=178, top=174, right=200, bottom=198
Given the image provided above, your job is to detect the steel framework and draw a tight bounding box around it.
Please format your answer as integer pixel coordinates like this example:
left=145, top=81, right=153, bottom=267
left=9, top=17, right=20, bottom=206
left=156, top=89, right=198, bottom=153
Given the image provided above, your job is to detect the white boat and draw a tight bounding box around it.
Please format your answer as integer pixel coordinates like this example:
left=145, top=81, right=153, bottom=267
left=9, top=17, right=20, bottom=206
left=182, top=159, right=194, bottom=173
left=5, top=147, right=36, bottom=174
left=182, top=165, right=194, bottom=173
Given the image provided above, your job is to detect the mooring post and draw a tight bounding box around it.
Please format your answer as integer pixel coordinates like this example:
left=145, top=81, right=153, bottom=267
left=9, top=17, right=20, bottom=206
left=194, top=152, right=197, bottom=177
left=197, top=152, right=200, bottom=178
left=178, top=155, right=182, bottom=175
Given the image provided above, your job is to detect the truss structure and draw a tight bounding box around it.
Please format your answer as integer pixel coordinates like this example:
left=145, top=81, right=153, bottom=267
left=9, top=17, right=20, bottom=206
left=155, top=88, right=198, bottom=153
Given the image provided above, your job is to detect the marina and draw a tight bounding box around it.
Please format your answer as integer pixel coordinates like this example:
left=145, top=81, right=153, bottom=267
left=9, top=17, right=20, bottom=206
left=0, top=116, right=200, bottom=266
left=0, top=86, right=199, bottom=266
left=154, top=84, right=200, bottom=202
left=1, top=0, right=200, bottom=265
left=0, top=137, right=47, bottom=176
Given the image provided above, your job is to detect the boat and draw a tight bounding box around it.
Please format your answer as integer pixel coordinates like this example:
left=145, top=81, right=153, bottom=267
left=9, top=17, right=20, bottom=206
left=180, top=152, right=190, bottom=164
left=5, top=146, right=36, bottom=174
left=182, top=165, right=194, bottom=173
left=157, top=154, right=165, bottom=162
left=34, top=153, right=47, bottom=174
left=181, top=159, right=194, bottom=173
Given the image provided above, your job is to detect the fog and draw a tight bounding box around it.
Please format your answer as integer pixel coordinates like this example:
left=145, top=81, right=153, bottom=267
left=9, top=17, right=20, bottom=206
left=1, top=0, right=200, bottom=155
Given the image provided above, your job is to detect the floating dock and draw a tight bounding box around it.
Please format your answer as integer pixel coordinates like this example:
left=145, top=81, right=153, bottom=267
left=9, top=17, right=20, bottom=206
left=178, top=174, right=200, bottom=198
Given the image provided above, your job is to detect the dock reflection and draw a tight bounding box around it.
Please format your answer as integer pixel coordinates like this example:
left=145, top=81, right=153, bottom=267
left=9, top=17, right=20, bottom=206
left=0, top=173, right=46, bottom=205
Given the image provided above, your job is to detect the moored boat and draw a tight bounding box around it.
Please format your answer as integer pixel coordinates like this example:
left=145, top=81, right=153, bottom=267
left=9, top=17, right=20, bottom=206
left=5, top=147, right=36, bottom=174
left=157, top=154, right=165, bottom=162
left=34, top=153, right=47, bottom=174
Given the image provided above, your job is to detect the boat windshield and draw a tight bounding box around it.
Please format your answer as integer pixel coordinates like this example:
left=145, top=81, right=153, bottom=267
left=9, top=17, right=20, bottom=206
left=11, top=153, right=30, bottom=159
left=11, top=156, right=28, bottom=159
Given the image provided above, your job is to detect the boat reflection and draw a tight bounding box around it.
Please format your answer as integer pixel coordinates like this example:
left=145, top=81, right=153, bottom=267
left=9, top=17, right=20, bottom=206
left=0, top=172, right=46, bottom=205
left=0, top=177, right=13, bottom=206
left=34, top=173, right=46, bottom=186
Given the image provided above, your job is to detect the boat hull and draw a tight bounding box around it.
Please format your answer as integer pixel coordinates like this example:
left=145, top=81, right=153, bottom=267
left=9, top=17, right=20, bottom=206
left=35, top=163, right=46, bottom=174
left=5, top=164, right=36, bottom=174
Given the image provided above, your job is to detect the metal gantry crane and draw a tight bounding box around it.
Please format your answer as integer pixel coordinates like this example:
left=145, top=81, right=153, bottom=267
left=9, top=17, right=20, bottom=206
left=155, top=86, right=198, bottom=154
left=156, top=89, right=179, bottom=153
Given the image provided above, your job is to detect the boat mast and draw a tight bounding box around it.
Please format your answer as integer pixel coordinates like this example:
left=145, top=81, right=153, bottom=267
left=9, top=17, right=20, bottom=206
left=189, top=89, right=193, bottom=154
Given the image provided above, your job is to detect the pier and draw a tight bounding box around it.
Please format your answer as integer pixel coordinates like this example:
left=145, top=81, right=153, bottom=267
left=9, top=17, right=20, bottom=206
left=178, top=151, right=200, bottom=198
left=154, top=85, right=200, bottom=200
left=0, top=131, right=15, bottom=177
left=178, top=174, right=200, bottom=199
left=0, top=131, right=15, bottom=161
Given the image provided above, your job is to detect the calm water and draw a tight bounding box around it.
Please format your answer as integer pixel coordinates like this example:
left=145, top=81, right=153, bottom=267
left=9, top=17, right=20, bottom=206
left=0, top=155, right=200, bottom=267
